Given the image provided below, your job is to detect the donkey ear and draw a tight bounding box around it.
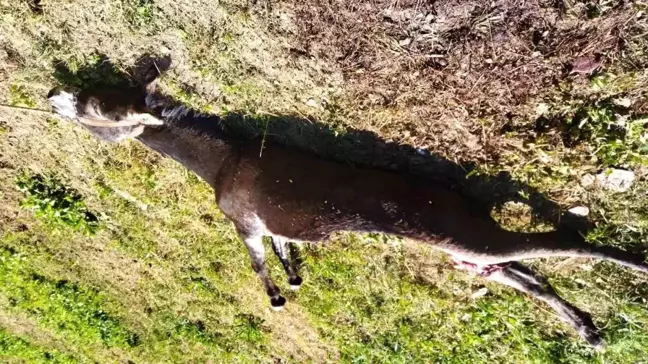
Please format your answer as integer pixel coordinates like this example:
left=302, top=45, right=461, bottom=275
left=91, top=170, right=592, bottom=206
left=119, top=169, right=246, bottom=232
left=144, top=80, right=157, bottom=95
left=142, top=60, right=166, bottom=94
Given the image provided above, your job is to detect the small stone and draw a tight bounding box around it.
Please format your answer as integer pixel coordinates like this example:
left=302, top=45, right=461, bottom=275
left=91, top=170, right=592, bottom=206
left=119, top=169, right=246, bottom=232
left=568, top=206, right=590, bottom=216
left=471, top=287, right=488, bottom=299
left=595, top=169, right=635, bottom=192
left=613, top=97, right=632, bottom=108
left=580, top=174, right=596, bottom=187
left=574, top=278, right=588, bottom=286
left=614, top=114, right=629, bottom=128
left=305, top=98, right=318, bottom=107
left=536, top=102, right=550, bottom=116
left=399, top=38, right=412, bottom=47
left=570, top=56, right=602, bottom=74
left=583, top=169, right=635, bottom=192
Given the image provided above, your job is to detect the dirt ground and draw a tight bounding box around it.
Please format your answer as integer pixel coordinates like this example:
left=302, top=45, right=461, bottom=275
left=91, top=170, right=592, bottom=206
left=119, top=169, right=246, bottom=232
left=289, top=0, right=647, bottom=159
left=1, top=0, right=648, bottom=362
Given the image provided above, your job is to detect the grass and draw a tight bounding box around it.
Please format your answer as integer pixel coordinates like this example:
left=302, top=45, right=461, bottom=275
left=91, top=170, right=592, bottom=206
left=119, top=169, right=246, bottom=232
left=0, top=328, right=77, bottom=364
left=0, top=247, right=137, bottom=349
left=1, top=0, right=648, bottom=362
left=15, top=172, right=100, bottom=235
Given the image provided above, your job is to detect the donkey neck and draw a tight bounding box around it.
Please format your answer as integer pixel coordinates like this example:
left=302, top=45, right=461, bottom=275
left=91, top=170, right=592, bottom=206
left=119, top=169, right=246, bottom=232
left=135, top=111, right=236, bottom=186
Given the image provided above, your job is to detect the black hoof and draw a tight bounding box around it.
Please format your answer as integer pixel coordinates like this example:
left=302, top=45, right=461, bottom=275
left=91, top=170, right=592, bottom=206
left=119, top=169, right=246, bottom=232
left=289, top=276, right=303, bottom=290
left=270, top=296, right=286, bottom=311
left=581, top=327, right=605, bottom=351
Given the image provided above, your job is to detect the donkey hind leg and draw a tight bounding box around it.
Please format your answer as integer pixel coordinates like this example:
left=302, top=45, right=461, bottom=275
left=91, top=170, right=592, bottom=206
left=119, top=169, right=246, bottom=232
left=270, top=237, right=302, bottom=290
left=449, top=230, right=648, bottom=274
left=485, top=262, right=604, bottom=349
left=236, top=226, right=286, bottom=310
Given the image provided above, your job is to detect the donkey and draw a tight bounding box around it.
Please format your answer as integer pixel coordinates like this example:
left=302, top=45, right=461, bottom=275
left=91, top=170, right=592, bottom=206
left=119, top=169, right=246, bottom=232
left=48, top=72, right=648, bottom=349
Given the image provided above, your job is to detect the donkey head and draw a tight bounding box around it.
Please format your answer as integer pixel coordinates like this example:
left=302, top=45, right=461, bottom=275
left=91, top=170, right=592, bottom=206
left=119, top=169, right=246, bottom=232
left=48, top=62, right=164, bottom=142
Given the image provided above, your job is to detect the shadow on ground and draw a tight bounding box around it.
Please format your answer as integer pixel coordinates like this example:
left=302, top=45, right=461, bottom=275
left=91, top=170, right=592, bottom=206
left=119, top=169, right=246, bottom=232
left=50, top=54, right=592, bottom=235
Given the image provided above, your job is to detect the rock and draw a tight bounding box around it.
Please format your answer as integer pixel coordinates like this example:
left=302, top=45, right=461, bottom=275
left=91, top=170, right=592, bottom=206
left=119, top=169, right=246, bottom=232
left=613, top=97, right=632, bottom=108
left=535, top=103, right=550, bottom=116
left=305, top=98, right=318, bottom=108
left=582, top=169, right=635, bottom=192
left=568, top=206, right=589, bottom=216
left=599, top=169, right=635, bottom=192
left=399, top=38, right=412, bottom=47
left=570, top=56, right=602, bottom=74
left=470, top=287, right=488, bottom=299
left=580, top=174, right=596, bottom=187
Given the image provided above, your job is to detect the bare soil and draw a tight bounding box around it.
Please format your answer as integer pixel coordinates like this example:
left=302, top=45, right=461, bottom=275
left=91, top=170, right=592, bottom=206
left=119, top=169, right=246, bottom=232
left=287, top=0, right=646, bottom=161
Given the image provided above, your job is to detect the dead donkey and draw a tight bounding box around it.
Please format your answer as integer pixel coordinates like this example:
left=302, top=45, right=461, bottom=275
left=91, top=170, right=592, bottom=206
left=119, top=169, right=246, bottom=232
left=48, top=76, right=648, bottom=349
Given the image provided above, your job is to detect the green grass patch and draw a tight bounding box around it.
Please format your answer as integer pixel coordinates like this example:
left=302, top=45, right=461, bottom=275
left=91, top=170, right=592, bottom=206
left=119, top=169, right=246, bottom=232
left=8, top=84, right=36, bottom=108
left=2, top=0, right=648, bottom=362
left=15, top=172, right=100, bottom=235
left=124, top=0, right=158, bottom=29
left=566, top=100, right=648, bottom=168
left=0, top=247, right=138, bottom=348
left=0, top=329, right=78, bottom=364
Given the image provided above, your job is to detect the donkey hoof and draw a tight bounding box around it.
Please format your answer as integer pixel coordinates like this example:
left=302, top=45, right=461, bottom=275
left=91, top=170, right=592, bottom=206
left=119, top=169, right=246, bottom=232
left=289, top=276, right=303, bottom=290
left=583, top=331, right=605, bottom=351
left=270, top=296, right=286, bottom=311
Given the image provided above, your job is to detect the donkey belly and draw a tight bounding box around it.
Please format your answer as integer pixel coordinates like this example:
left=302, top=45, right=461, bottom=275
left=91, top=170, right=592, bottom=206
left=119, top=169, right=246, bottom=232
left=240, top=143, right=492, bottom=245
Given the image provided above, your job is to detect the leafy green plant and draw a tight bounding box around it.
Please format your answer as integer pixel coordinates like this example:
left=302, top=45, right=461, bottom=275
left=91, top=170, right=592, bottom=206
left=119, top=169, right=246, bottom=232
left=173, top=318, right=222, bottom=346
left=15, top=172, right=100, bottom=235
left=569, top=102, right=648, bottom=168
left=9, top=84, right=36, bottom=108
left=234, top=313, right=267, bottom=344
left=0, top=329, right=77, bottom=364
left=125, top=0, right=157, bottom=28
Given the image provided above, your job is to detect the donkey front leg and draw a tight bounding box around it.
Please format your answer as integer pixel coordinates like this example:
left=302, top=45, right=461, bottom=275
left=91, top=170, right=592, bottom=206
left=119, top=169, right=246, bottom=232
left=485, top=262, right=603, bottom=349
left=270, top=237, right=303, bottom=290
left=237, top=227, right=286, bottom=310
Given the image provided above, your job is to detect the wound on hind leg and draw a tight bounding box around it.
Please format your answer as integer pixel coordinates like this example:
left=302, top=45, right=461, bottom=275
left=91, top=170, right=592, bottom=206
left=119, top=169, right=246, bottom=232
left=451, top=257, right=511, bottom=277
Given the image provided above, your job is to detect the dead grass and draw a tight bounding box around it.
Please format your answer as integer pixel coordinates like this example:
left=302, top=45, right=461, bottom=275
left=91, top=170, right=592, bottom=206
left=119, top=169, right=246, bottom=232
left=1, top=0, right=648, bottom=362
left=290, top=0, right=648, bottom=163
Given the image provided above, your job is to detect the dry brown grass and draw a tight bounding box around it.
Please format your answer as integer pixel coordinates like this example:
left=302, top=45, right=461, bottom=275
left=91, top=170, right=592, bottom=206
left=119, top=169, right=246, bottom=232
left=290, top=0, right=648, bottom=162
left=1, top=0, right=648, bottom=362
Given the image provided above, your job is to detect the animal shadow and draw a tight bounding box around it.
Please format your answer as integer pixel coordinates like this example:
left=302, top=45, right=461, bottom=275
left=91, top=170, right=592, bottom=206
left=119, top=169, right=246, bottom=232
left=50, top=54, right=592, bottom=235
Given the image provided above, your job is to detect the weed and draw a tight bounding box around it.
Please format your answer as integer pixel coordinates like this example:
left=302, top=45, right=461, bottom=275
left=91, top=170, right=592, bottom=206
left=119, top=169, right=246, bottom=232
left=0, top=248, right=137, bottom=348
left=2, top=0, right=648, bottom=362
left=234, top=313, right=267, bottom=344
left=8, top=84, right=36, bottom=108
left=567, top=102, right=648, bottom=168
left=173, top=318, right=221, bottom=346
left=0, top=329, right=77, bottom=364
left=125, top=0, right=157, bottom=29
left=165, top=81, right=215, bottom=112
left=15, top=172, right=100, bottom=235
left=52, top=54, right=134, bottom=90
